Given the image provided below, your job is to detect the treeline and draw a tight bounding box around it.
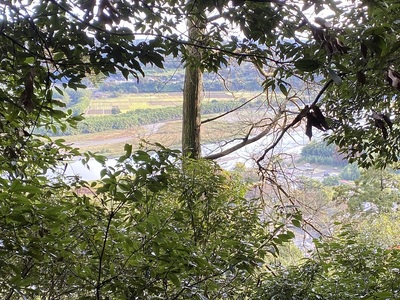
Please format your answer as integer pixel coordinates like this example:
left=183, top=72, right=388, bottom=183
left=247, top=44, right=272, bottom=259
left=95, top=59, right=266, bottom=95
left=301, top=141, right=347, bottom=167
left=53, top=100, right=257, bottom=135
left=96, top=75, right=264, bottom=95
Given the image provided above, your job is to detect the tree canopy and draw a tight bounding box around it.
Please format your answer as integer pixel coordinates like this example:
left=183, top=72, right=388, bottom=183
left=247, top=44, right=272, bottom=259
left=3, top=0, right=400, bottom=167
left=2, top=0, right=400, bottom=298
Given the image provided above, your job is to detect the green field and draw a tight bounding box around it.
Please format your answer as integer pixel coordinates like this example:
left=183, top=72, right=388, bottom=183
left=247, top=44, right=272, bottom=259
left=63, top=90, right=269, bottom=156
left=87, top=93, right=178, bottom=113
left=86, top=91, right=262, bottom=115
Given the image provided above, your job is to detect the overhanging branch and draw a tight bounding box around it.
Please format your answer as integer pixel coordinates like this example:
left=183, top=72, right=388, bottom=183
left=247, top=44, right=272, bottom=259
left=49, top=0, right=294, bottom=66
left=203, top=111, right=283, bottom=160
left=256, top=79, right=334, bottom=169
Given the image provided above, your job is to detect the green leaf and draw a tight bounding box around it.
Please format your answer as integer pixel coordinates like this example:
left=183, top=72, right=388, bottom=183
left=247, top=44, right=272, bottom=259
left=8, top=213, right=27, bottom=223
left=54, top=86, right=64, bottom=95
left=279, top=83, right=288, bottom=96
left=124, top=143, right=132, bottom=157
left=23, top=57, right=35, bottom=64
left=291, top=219, right=301, bottom=227
left=11, top=181, right=41, bottom=194
left=328, top=68, right=342, bottom=85
left=168, top=273, right=181, bottom=287
left=51, top=99, right=67, bottom=107
left=100, top=168, right=107, bottom=178
left=121, top=68, right=129, bottom=79
left=118, top=143, right=133, bottom=162
left=294, top=59, right=320, bottom=72
left=276, top=233, right=294, bottom=242
left=133, top=150, right=151, bottom=162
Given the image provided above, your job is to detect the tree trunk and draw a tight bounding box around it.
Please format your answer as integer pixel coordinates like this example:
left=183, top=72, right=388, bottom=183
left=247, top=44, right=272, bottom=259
left=182, top=63, right=203, bottom=158
left=182, top=16, right=204, bottom=159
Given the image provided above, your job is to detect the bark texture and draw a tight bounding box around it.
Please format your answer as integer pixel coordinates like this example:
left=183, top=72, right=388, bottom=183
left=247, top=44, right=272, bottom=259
left=182, top=15, right=204, bottom=159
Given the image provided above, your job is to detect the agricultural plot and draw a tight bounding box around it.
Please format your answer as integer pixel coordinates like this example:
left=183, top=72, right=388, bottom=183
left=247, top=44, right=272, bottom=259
left=85, top=92, right=260, bottom=115
left=86, top=93, right=179, bottom=114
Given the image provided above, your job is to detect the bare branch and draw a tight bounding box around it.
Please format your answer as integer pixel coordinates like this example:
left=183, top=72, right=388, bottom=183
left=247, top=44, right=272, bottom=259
left=203, top=61, right=300, bottom=161
left=96, top=211, right=115, bottom=300
left=256, top=105, right=309, bottom=168
left=311, top=79, right=334, bottom=107
left=202, top=92, right=264, bottom=124
left=250, top=57, right=275, bottom=78
left=256, top=79, right=334, bottom=169
left=203, top=110, right=284, bottom=160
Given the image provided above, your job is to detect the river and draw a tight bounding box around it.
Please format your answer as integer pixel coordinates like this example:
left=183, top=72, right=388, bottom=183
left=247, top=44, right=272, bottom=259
left=56, top=130, right=313, bottom=181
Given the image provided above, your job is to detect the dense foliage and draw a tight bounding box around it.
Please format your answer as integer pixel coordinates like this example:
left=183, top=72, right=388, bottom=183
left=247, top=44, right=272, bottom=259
left=2, top=0, right=400, bottom=299
left=339, top=163, right=361, bottom=181
left=3, top=0, right=400, bottom=167
left=301, top=141, right=347, bottom=166
left=257, top=228, right=400, bottom=300
left=0, top=147, right=298, bottom=299
left=334, top=167, right=400, bottom=213
left=354, top=211, right=400, bottom=248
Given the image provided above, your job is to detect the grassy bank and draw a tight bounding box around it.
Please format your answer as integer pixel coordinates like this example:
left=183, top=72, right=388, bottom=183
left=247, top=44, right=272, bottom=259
left=62, top=116, right=243, bottom=157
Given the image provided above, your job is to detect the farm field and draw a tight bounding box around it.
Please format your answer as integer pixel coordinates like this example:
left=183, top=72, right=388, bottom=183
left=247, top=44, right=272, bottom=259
left=63, top=116, right=243, bottom=157
left=63, top=90, right=274, bottom=156
left=86, top=91, right=263, bottom=115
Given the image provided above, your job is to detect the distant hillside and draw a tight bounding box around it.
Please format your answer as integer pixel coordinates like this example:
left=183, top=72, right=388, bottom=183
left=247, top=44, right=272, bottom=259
left=93, top=58, right=265, bottom=95
left=48, top=57, right=302, bottom=136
